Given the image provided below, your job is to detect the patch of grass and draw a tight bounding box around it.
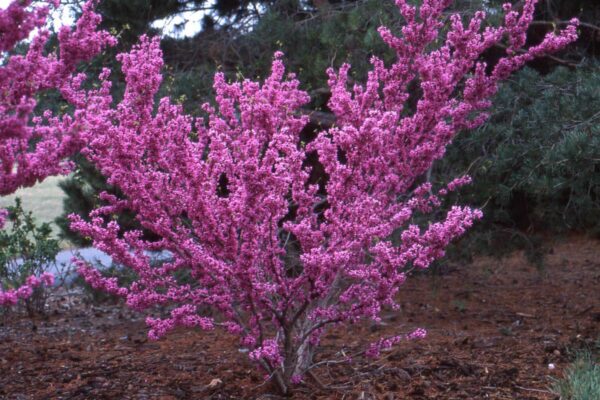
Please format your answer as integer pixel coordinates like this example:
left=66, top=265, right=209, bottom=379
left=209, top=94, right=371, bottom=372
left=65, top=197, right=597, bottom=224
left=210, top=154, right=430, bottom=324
left=498, top=326, right=513, bottom=337
left=551, top=351, right=600, bottom=400
left=0, top=176, right=66, bottom=238
left=451, top=299, right=467, bottom=313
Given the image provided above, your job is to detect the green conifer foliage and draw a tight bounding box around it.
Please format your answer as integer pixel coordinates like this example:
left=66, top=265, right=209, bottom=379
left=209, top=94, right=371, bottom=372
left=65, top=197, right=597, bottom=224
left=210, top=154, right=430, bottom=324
left=437, top=64, right=600, bottom=259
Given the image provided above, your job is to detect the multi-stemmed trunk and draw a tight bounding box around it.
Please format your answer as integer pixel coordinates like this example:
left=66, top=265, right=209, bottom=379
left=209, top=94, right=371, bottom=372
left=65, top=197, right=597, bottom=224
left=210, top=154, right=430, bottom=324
left=274, top=321, right=317, bottom=395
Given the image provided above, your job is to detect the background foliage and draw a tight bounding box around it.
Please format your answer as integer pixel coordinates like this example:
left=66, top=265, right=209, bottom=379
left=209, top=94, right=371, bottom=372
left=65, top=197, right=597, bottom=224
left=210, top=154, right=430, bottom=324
left=56, top=0, right=600, bottom=264
left=436, top=64, right=600, bottom=263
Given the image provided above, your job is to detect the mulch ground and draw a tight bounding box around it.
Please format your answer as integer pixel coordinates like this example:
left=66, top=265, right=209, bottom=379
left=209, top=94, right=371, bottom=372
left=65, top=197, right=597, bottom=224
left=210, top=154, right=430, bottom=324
left=1, top=236, right=599, bottom=399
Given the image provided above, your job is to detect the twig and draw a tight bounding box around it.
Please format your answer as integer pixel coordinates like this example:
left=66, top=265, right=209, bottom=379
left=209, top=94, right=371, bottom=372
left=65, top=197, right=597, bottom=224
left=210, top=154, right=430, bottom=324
left=575, top=305, right=594, bottom=316
left=493, top=43, right=579, bottom=68
left=515, top=385, right=552, bottom=394
left=307, top=369, right=327, bottom=390
left=531, top=20, right=600, bottom=34
left=515, top=312, right=535, bottom=318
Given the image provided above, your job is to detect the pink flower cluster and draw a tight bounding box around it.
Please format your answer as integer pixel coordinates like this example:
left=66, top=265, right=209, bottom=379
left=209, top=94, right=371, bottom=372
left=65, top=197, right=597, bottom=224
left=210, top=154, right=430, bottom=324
left=0, top=0, right=56, bottom=52
left=0, top=0, right=115, bottom=195
left=366, top=328, right=428, bottom=358
left=67, top=0, right=577, bottom=392
left=0, top=272, right=54, bottom=306
left=0, top=0, right=113, bottom=310
left=250, top=339, right=283, bottom=366
left=0, top=208, right=7, bottom=229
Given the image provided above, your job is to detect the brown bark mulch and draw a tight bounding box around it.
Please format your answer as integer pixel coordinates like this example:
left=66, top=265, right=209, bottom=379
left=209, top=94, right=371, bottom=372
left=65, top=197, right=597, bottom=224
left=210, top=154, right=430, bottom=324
left=1, top=236, right=599, bottom=399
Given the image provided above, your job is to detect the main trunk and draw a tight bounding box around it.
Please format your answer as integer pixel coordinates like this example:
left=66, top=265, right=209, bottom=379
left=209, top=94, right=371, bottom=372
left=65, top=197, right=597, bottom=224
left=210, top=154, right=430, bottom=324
left=276, top=323, right=317, bottom=394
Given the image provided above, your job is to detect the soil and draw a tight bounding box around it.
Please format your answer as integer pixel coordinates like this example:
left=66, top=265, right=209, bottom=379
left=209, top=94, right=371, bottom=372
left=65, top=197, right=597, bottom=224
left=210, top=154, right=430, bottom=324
left=1, top=236, right=599, bottom=399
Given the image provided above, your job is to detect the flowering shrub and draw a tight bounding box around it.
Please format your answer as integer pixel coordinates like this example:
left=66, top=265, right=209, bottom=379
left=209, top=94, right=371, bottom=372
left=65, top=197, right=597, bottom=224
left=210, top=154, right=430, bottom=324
left=0, top=199, right=57, bottom=313
left=0, top=0, right=114, bottom=308
left=0, top=0, right=115, bottom=195
left=70, top=0, right=577, bottom=393
left=0, top=272, right=55, bottom=308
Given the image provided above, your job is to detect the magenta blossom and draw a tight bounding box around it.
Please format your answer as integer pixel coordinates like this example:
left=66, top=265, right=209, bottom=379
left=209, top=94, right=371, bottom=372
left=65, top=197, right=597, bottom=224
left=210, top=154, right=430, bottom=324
left=0, top=0, right=115, bottom=195
left=0, top=272, right=54, bottom=307
left=1, top=0, right=114, bottom=310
